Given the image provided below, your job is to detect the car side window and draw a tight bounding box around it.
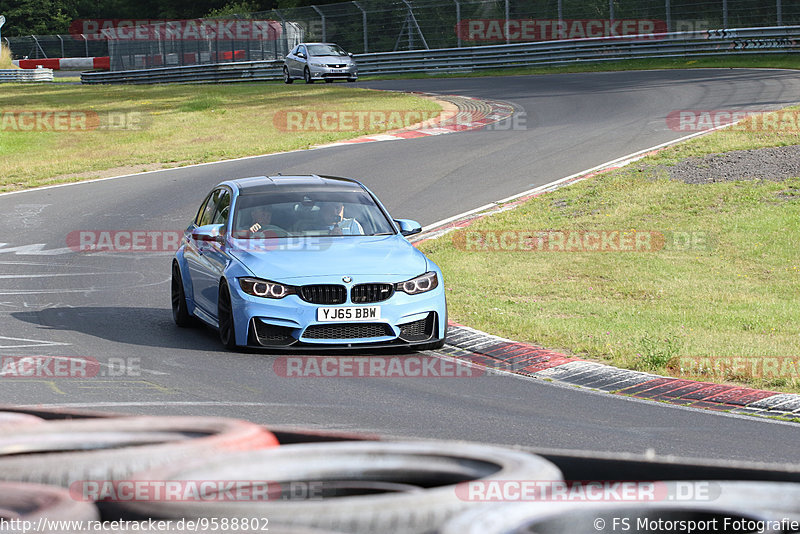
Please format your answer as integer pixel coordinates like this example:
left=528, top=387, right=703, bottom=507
left=212, top=190, right=231, bottom=226
left=298, top=45, right=306, bottom=57
left=195, top=192, right=215, bottom=226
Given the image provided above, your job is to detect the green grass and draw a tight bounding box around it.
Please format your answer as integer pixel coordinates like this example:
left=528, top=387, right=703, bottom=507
left=361, top=54, right=800, bottom=81
left=420, top=107, right=800, bottom=393
left=0, top=83, right=440, bottom=191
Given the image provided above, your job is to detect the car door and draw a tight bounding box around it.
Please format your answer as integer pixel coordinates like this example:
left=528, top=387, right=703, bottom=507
left=293, top=45, right=308, bottom=76
left=185, top=188, right=229, bottom=317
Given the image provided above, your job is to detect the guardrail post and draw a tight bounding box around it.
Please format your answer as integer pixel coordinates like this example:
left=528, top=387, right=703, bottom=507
left=83, top=34, right=88, bottom=56
left=31, top=35, right=47, bottom=58
left=505, top=0, right=510, bottom=45
left=274, top=9, right=288, bottom=57
left=722, top=0, right=728, bottom=28
left=311, top=5, right=326, bottom=42
left=57, top=35, right=64, bottom=58
left=777, top=0, right=782, bottom=25
left=454, top=0, right=461, bottom=47
left=352, top=1, right=368, bottom=53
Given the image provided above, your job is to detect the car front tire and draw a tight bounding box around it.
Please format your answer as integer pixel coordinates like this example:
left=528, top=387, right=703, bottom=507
left=218, top=280, right=238, bottom=349
left=283, top=66, right=293, bottom=84
left=304, top=67, right=314, bottom=84
left=171, top=261, right=192, bottom=327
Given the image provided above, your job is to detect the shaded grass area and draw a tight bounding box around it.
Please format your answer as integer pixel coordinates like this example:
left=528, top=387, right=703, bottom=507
left=0, top=83, right=440, bottom=191
left=420, top=109, right=800, bottom=392
left=362, top=54, right=800, bottom=80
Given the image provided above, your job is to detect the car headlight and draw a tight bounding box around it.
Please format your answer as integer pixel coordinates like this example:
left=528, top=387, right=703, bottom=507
left=310, top=62, right=325, bottom=67
left=396, top=272, right=438, bottom=295
left=239, top=277, right=294, bottom=299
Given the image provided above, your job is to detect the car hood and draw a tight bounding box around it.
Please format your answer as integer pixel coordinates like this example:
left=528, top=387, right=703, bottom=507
left=227, top=235, right=428, bottom=281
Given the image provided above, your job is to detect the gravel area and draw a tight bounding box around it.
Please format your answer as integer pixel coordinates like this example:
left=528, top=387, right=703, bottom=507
left=656, top=144, right=800, bottom=184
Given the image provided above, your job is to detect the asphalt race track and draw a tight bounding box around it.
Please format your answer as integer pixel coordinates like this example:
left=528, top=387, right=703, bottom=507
left=1, top=69, right=799, bottom=463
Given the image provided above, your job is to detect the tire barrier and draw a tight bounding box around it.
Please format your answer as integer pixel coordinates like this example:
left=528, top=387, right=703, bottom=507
left=0, top=411, right=44, bottom=427
left=440, top=501, right=783, bottom=533
left=114, top=441, right=563, bottom=534
left=0, top=416, right=279, bottom=488
left=0, top=481, right=99, bottom=528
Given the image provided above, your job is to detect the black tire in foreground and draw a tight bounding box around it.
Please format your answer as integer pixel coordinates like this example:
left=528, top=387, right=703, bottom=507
left=0, top=416, right=279, bottom=488
left=0, top=481, right=100, bottom=523
left=283, top=67, right=293, bottom=84
left=440, top=500, right=786, bottom=534
left=114, top=441, right=562, bottom=534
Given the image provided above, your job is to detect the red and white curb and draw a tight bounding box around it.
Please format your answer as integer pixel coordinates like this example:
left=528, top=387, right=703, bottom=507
left=440, top=324, right=800, bottom=419
left=316, top=94, right=517, bottom=148
left=407, top=121, right=800, bottom=421
left=13, top=57, right=110, bottom=71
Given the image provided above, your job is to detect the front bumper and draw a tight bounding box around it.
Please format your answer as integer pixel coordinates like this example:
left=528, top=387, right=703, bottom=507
left=228, top=277, right=446, bottom=349
left=309, top=64, right=357, bottom=80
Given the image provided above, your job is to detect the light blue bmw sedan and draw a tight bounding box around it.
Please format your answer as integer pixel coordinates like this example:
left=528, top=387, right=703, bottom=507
left=172, top=175, right=447, bottom=350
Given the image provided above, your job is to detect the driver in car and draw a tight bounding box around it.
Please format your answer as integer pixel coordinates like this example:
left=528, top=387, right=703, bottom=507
left=247, top=205, right=286, bottom=237
left=321, top=202, right=364, bottom=235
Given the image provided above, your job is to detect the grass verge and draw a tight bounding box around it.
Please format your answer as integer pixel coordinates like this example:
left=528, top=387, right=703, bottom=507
left=0, top=83, right=440, bottom=191
left=361, top=54, right=800, bottom=80
left=419, top=108, right=800, bottom=393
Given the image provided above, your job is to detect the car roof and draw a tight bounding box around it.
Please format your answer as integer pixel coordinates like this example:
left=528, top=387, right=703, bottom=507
left=228, top=175, right=366, bottom=196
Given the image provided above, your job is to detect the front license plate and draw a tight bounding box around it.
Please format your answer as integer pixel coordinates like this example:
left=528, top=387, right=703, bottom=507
left=317, top=306, right=380, bottom=322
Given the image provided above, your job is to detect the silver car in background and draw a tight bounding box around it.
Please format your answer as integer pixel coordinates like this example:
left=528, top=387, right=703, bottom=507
left=283, top=43, right=358, bottom=84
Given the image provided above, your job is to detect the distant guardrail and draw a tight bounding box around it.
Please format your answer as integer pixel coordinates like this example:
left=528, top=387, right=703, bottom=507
left=82, top=25, right=800, bottom=84
left=0, top=67, right=54, bottom=82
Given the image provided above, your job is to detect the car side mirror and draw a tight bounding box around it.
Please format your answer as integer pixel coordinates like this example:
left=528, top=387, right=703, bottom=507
left=192, top=224, right=225, bottom=244
left=395, top=219, right=422, bottom=237
left=348, top=52, right=354, bottom=57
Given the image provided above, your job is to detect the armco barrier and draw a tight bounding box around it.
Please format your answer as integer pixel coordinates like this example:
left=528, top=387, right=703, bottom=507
left=14, top=57, right=110, bottom=70
left=81, top=25, right=800, bottom=84
left=0, top=67, right=54, bottom=82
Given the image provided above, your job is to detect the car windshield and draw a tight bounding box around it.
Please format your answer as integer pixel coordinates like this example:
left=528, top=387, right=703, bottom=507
left=232, top=188, right=395, bottom=238
left=307, top=44, right=348, bottom=57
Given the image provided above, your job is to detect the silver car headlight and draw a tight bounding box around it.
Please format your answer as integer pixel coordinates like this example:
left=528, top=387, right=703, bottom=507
left=396, top=272, right=438, bottom=295
left=239, top=277, right=294, bottom=299
left=310, top=62, right=325, bottom=67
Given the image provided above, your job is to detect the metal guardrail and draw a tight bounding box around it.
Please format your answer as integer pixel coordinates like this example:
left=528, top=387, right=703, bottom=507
left=82, top=25, right=800, bottom=84
left=0, top=67, right=54, bottom=82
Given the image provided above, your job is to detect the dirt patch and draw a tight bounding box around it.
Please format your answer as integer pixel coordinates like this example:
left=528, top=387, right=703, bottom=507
left=655, top=144, right=800, bottom=184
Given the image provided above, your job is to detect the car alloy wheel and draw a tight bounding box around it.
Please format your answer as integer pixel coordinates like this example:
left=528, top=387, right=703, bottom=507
left=304, top=67, right=313, bottom=84
left=283, top=67, right=293, bottom=84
